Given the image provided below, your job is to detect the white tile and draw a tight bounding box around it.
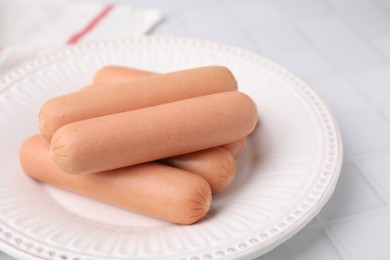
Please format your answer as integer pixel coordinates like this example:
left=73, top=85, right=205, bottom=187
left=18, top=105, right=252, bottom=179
left=223, top=0, right=286, bottom=27
left=303, top=217, right=321, bottom=230
left=152, top=16, right=189, bottom=36
left=384, top=107, right=390, bottom=122
left=336, top=110, right=390, bottom=155
left=265, top=48, right=335, bottom=78
left=326, top=0, right=376, bottom=11
left=273, top=0, right=332, bottom=20
left=360, top=152, right=390, bottom=200
left=330, top=209, right=390, bottom=260
left=349, top=67, right=390, bottom=106
left=0, top=252, right=14, bottom=260
left=184, top=29, right=260, bottom=53
left=309, top=76, right=369, bottom=113
left=250, top=22, right=309, bottom=52
left=318, top=161, right=386, bottom=221
left=165, top=0, right=220, bottom=12
left=318, top=42, right=386, bottom=73
left=372, top=35, right=390, bottom=60
left=342, top=5, right=390, bottom=38
left=298, top=16, right=359, bottom=45
left=111, top=0, right=173, bottom=14
left=259, top=227, right=343, bottom=260
left=180, top=5, right=239, bottom=34
left=378, top=0, right=390, bottom=9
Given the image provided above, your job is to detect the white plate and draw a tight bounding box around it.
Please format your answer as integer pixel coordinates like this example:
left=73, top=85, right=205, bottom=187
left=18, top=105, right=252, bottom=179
left=0, top=36, right=342, bottom=260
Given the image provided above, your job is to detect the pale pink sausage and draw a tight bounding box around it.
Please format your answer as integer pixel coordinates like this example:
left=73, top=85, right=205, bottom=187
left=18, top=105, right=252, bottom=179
left=93, top=66, right=247, bottom=158
left=20, top=135, right=212, bottom=225
left=93, top=66, right=155, bottom=85
left=162, top=147, right=236, bottom=194
left=39, top=66, right=237, bottom=141
left=221, top=138, right=247, bottom=158
left=92, top=66, right=240, bottom=193
left=51, top=91, right=258, bottom=175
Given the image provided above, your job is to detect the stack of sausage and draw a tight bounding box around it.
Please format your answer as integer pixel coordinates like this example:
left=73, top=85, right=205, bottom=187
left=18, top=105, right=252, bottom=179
left=19, top=66, right=258, bottom=224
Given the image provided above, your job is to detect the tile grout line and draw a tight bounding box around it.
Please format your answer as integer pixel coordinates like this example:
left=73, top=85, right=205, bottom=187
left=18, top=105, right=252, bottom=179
left=218, top=0, right=265, bottom=54
left=353, top=158, right=390, bottom=207
left=323, top=0, right=390, bottom=73
left=322, top=226, right=354, bottom=260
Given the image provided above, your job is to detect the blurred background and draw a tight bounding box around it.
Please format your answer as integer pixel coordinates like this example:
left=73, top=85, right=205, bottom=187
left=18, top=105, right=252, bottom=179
left=1, top=0, right=390, bottom=259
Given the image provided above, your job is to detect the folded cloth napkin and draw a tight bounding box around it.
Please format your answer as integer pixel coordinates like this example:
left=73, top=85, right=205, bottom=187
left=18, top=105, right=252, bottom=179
left=0, top=0, right=163, bottom=77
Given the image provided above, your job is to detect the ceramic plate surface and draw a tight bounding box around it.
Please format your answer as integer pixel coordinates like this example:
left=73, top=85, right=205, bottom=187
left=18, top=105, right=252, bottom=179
left=0, top=36, right=342, bottom=260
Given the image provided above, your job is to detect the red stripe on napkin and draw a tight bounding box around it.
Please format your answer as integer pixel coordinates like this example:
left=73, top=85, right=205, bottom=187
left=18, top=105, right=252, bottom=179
left=67, top=5, right=114, bottom=45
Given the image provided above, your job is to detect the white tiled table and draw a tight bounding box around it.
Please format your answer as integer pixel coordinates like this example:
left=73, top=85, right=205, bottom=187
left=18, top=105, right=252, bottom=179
left=2, top=0, right=390, bottom=259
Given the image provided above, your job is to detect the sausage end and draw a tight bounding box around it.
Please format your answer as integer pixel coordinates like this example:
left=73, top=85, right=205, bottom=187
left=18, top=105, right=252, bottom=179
left=50, top=125, right=82, bottom=175
left=179, top=176, right=212, bottom=224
